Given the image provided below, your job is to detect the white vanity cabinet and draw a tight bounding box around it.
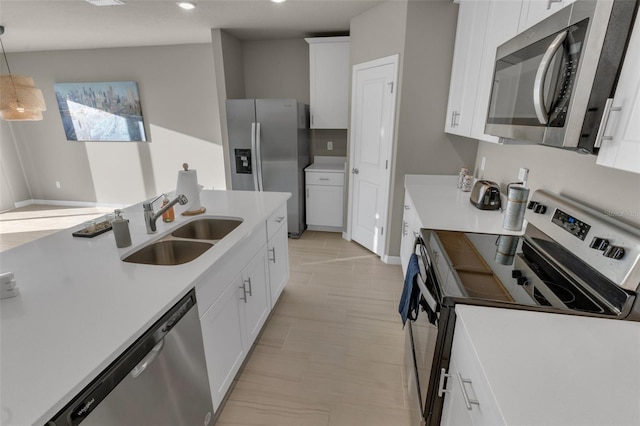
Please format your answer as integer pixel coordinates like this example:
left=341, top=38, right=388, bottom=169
left=596, top=17, right=640, bottom=175
left=305, top=161, right=345, bottom=232
left=305, top=36, right=350, bottom=129
left=266, top=204, right=289, bottom=305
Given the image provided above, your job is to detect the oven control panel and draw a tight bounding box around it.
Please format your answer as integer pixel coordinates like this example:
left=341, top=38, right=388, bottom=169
left=551, top=209, right=591, bottom=240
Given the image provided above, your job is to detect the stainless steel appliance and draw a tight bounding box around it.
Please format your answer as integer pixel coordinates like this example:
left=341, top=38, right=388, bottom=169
left=48, top=290, right=214, bottom=426
left=226, top=99, right=310, bottom=237
left=469, top=180, right=501, bottom=210
left=405, top=190, right=640, bottom=425
left=485, top=0, right=638, bottom=153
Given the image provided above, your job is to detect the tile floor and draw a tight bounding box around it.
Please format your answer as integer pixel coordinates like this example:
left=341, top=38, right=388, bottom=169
left=0, top=206, right=412, bottom=425
left=216, top=231, right=412, bottom=426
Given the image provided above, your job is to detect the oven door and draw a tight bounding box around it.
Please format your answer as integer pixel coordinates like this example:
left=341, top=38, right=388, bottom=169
left=406, top=235, right=440, bottom=425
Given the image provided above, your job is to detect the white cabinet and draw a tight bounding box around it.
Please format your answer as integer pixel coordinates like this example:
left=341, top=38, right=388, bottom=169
left=306, top=169, right=345, bottom=231
left=200, top=276, right=247, bottom=411
left=305, top=37, right=350, bottom=129
left=596, top=17, right=640, bottom=175
left=400, top=190, right=422, bottom=276
left=470, top=1, right=523, bottom=143
left=268, top=221, right=289, bottom=305
left=440, top=313, right=505, bottom=426
left=445, top=0, right=489, bottom=137
left=518, top=0, right=575, bottom=32
left=196, top=201, right=289, bottom=412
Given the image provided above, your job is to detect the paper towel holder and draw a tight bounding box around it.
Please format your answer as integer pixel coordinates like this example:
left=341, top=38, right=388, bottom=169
left=178, top=163, right=206, bottom=216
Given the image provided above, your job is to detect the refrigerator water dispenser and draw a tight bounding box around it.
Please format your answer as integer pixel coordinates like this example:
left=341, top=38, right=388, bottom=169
left=234, top=149, right=252, bottom=174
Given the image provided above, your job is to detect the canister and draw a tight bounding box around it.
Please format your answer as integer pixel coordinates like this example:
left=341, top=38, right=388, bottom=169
left=503, top=185, right=530, bottom=231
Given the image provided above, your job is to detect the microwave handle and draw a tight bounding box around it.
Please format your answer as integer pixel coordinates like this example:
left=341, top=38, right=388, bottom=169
left=533, top=30, right=567, bottom=125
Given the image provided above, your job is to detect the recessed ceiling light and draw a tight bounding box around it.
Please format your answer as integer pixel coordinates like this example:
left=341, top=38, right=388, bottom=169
left=270, top=0, right=286, bottom=3
left=177, top=1, right=196, bottom=10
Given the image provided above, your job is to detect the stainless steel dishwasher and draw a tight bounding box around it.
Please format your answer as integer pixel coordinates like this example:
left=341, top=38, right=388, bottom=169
left=48, top=289, right=214, bottom=426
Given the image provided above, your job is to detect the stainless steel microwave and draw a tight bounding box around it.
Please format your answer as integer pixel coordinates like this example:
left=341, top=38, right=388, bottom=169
left=484, top=0, right=638, bottom=154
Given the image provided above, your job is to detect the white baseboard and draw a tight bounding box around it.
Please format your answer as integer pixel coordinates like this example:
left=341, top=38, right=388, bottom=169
left=382, top=255, right=401, bottom=265
left=14, top=199, right=128, bottom=209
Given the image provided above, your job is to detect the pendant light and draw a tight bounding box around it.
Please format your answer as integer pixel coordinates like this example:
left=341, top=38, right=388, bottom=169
left=0, top=25, right=46, bottom=121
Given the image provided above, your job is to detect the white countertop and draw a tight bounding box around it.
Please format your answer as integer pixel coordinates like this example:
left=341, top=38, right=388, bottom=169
left=305, top=156, right=346, bottom=173
left=404, top=174, right=524, bottom=235
left=0, top=190, right=289, bottom=426
left=455, top=305, right=640, bottom=425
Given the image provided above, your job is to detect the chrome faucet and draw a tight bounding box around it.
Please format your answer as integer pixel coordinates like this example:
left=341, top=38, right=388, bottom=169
left=143, top=194, right=188, bottom=234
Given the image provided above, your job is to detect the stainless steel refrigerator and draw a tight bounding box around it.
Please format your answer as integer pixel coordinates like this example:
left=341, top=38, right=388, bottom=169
left=226, top=99, right=310, bottom=237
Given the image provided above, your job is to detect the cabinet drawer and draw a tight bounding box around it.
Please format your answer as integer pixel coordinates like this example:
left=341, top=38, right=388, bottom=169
left=306, top=171, right=344, bottom=186
left=267, top=203, right=287, bottom=240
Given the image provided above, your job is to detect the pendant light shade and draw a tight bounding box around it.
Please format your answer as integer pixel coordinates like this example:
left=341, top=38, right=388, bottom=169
left=0, top=26, right=46, bottom=121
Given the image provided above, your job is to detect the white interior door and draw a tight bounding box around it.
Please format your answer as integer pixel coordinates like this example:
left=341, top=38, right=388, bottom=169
left=348, top=55, right=398, bottom=256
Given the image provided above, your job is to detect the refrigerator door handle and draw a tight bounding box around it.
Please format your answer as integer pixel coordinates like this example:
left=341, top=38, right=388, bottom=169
left=255, top=122, right=264, bottom=191
left=250, top=122, right=260, bottom=191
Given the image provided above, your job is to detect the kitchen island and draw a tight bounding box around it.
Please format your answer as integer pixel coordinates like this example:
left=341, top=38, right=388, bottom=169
left=0, top=190, right=289, bottom=425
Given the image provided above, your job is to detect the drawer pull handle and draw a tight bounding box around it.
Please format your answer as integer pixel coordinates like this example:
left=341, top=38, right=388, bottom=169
left=269, top=247, right=277, bottom=263
left=245, top=277, right=253, bottom=297
left=457, top=372, right=480, bottom=410
left=437, top=368, right=451, bottom=397
left=239, top=283, right=248, bottom=303
left=319, top=178, right=330, bottom=181
left=275, top=216, right=285, bottom=223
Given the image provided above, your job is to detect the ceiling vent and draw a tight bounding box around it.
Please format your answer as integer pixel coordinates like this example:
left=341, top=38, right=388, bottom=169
left=85, top=0, right=125, bottom=6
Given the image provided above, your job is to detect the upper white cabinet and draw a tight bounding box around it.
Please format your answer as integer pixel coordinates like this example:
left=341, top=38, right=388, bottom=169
left=470, top=1, right=523, bottom=143
left=444, top=0, right=489, bottom=138
left=596, top=17, right=640, bottom=174
left=518, top=0, right=576, bottom=32
left=446, top=0, right=522, bottom=143
left=305, top=37, right=350, bottom=129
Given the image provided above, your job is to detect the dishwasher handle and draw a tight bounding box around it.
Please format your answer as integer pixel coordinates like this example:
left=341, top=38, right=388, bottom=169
left=130, top=339, right=165, bottom=379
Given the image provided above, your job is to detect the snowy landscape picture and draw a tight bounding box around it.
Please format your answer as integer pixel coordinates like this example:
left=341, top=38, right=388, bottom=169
left=54, top=81, right=147, bottom=142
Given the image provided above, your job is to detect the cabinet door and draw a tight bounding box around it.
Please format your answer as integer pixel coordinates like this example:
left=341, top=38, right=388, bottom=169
left=445, top=0, right=490, bottom=137
left=200, top=275, right=247, bottom=411
left=306, top=185, right=344, bottom=228
left=307, top=38, right=350, bottom=129
left=268, top=223, right=290, bottom=305
left=241, top=246, right=271, bottom=347
left=596, top=17, right=640, bottom=174
left=400, top=192, right=416, bottom=276
left=471, top=0, right=523, bottom=143
left=518, top=0, right=575, bottom=32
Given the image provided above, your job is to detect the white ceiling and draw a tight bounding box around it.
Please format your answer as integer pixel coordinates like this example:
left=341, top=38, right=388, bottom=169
left=0, top=0, right=384, bottom=53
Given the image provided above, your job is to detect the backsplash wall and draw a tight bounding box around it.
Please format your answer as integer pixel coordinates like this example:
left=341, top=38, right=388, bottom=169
left=475, top=141, right=640, bottom=228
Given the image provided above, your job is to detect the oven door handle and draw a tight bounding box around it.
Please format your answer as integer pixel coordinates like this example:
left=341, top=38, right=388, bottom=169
left=533, top=30, right=567, bottom=125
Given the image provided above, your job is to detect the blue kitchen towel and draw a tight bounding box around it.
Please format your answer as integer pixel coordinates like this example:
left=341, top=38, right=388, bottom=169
left=399, top=253, right=421, bottom=327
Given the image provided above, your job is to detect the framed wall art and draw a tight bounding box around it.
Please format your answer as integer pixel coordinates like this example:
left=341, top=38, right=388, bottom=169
left=54, top=81, right=147, bottom=142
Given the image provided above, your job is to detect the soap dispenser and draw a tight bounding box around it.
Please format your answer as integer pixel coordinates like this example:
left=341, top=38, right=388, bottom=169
left=112, top=209, right=132, bottom=248
left=161, top=194, right=175, bottom=222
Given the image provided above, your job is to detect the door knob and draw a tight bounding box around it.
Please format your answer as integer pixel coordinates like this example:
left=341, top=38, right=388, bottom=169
left=351, top=168, right=359, bottom=174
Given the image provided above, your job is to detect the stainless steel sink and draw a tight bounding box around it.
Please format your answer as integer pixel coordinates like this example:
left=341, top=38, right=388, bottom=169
left=123, top=240, right=213, bottom=266
left=171, top=218, right=242, bottom=241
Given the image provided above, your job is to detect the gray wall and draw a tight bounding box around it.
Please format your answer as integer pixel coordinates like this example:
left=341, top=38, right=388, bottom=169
left=243, top=39, right=310, bottom=102
left=350, top=0, right=478, bottom=258
left=3, top=44, right=226, bottom=205
left=0, top=122, right=31, bottom=211
left=475, top=142, right=640, bottom=227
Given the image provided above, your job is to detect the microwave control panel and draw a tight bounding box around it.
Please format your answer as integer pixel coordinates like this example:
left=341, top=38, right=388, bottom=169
left=552, top=209, right=591, bottom=240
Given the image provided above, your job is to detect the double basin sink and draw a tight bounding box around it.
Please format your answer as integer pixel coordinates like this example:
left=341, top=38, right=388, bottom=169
left=123, top=218, right=242, bottom=265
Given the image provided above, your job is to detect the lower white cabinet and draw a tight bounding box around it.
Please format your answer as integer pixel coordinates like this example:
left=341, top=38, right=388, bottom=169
left=400, top=190, right=422, bottom=276
left=200, top=276, right=247, bottom=411
left=197, top=201, right=290, bottom=413
left=268, top=221, right=289, bottom=305
left=440, top=313, right=505, bottom=426
left=306, top=169, right=344, bottom=231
